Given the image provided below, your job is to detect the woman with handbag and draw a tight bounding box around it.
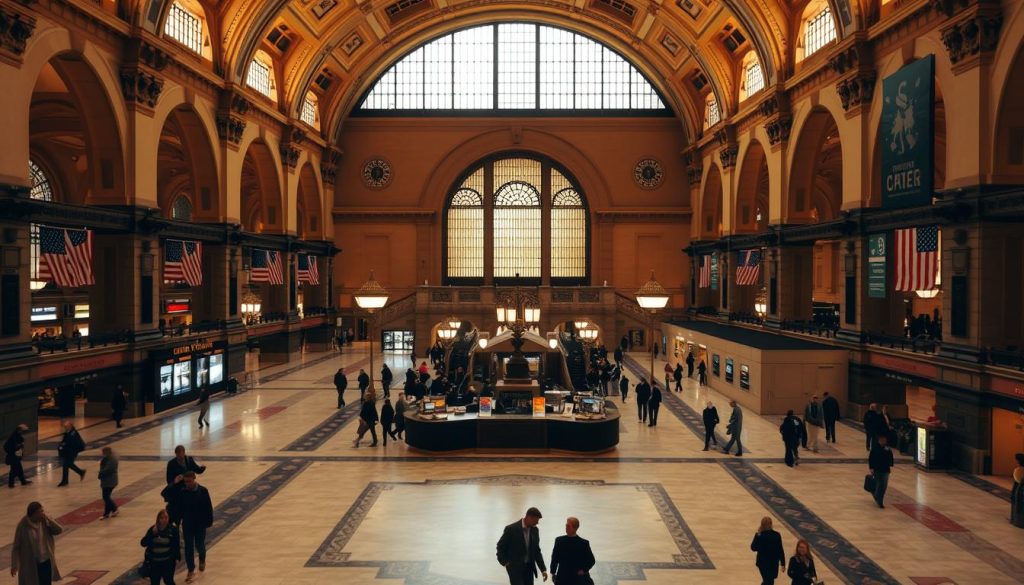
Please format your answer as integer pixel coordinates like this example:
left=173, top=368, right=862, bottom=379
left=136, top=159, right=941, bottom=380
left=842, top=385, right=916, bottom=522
left=140, top=509, right=180, bottom=585
left=786, top=539, right=820, bottom=585
left=750, top=517, right=785, bottom=585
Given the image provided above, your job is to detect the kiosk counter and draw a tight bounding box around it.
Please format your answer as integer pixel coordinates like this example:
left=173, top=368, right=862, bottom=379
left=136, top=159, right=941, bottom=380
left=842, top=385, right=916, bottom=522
left=403, top=400, right=620, bottom=452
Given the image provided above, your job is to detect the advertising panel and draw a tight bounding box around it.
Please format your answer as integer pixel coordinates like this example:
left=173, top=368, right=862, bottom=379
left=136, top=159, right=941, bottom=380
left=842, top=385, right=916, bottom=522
left=725, top=358, right=734, bottom=383
left=881, top=55, right=935, bottom=209
left=868, top=234, right=887, bottom=299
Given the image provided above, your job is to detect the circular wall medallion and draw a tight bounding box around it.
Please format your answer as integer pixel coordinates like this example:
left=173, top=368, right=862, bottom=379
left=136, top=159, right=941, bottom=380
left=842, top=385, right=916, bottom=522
left=633, top=158, right=665, bottom=190
left=361, top=158, right=393, bottom=189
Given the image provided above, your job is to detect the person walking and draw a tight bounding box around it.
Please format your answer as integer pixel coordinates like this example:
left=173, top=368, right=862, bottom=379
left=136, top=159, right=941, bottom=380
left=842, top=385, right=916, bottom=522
left=56, top=422, right=85, bottom=487
left=722, top=400, right=744, bottom=456
left=495, top=507, right=548, bottom=585
left=334, top=368, right=349, bottom=408
left=635, top=378, right=651, bottom=423
left=701, top=402, right=719, bottom=450
left=111, top=385, right=128, bottom=428
left=786, top=540, right=818, bottom=585
left=600, top=366, right=611, bottom=398
left=381, top=364, right=394, bottom=398
left=141, top=509, right=180, bottom=585
left=11, top=502, right=63, bottom=585
left=171, top=471, right=213, bottom=583
left=862, top=403, right=880, bottom=451
left=673, top=363, right=684, bottom=392
left=196, top=388, right=211, bottom=429
left=697, top=360, right=708, bottom=386
left=613, top=346, right=623, bottom=365
left=550, top=516, right=595, bottom=585
left=353, top=392, right=379, bottom=448
left=98, top=447, right=119, bottom=519
left=618, top=375, right=629, bottom=403
left=821, top=392, right=840, bottom=443
left=803, top=396, right=823, bottom=453
left=780, top=410, right=802, bottom=467
left=648, top=384, right=662, bottom=427
left=393, top=393, right=408, bottom=440
left=868, top=434, right=894, bottom=508
left=686, top=351, right=695, bottom=378
left=165, top=446, right=206, bottom=488
left=750, top=517, right=785, bottom=585
left=663, top=362, right=672, bottom=391
left=1010, top=453, right=1024, bottom=528
left=5, top=423, right=31, bottom=488
left=380, top=398, right=395, bottom=446
left=357, top=369, right=370, bottom=394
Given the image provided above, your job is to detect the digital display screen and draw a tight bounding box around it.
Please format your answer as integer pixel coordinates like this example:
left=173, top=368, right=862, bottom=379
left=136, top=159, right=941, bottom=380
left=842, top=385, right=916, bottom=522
left=916, top=427, right=928, bottom=466
left=209, top=354, right=223, bottom=385
left=580, top=397, right=602, bottom=414
left=422, top=401, right=435, bottom=414
left=164, top=299, right=191, bottom=314
left=725, top=358, right=734, bottom=383
left=712, top=354, right=720, bottom=377
left=159, top=365, right=173, bottom=398
left=173, top=360, right=191, bottom=395
left=740, top=364, right=750, bottom=390
left=31, top=306, right=58, bottom=322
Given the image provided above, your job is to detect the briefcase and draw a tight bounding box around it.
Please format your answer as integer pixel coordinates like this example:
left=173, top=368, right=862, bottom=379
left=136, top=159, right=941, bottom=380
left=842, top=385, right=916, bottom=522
left=863, top=474, right=876, bottom=493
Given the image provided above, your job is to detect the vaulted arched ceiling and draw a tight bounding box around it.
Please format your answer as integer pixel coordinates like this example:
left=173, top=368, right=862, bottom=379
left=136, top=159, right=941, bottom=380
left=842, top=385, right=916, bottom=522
left=137, top=0, right=865, bottom=141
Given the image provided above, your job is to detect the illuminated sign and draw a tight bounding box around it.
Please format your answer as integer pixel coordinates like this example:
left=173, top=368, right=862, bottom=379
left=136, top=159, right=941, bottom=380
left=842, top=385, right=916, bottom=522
left=31, top=306, right=58, bottom=322
left=164, top=298, right=191, bottom=314
left=916, top=427, right=928, bottom=466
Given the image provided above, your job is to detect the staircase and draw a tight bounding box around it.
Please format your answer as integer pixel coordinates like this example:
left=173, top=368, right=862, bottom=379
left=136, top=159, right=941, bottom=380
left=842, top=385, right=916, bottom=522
left=445, top=329, right=478, bottom=378
left=560, top=332, right=589, bottom=391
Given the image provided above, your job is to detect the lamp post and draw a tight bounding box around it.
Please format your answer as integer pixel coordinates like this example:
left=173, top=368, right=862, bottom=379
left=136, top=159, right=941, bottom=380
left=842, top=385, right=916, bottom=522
left=353, top=270, right=389, bottom=395
left=635, top=270, right=670, bottom=387
left=495, top=283, right=540, bottom=380
left=241, top=289, right=262, bottom=325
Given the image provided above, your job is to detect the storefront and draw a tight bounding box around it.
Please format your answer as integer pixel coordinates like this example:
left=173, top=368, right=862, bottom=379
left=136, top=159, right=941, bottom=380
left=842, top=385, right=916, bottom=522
left=151, top=339, right=227, bottom=412
left=383, top=330, right=415, bottom=353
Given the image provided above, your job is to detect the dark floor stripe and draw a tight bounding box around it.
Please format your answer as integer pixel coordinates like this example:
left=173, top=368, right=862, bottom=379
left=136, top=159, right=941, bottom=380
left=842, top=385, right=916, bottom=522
left=947, top=471, right=1013, bottom=502
left=279, top=356, right=371, bottom=451
left=106, top=458, right=311, bottom=585
left=719, top=459, right=901, bottom=585
left=73, top=453, right=874, bottom=465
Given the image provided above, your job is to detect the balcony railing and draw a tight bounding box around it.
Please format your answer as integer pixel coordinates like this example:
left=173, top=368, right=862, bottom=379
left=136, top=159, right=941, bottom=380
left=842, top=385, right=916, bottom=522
left=864, top=331, right=939, bottom=354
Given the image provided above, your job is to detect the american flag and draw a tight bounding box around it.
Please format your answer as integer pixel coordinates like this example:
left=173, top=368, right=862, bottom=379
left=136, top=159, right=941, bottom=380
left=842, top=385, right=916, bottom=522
left=698, top=254, right=711, bottom=288
left=164, top=239, right=203, bottom=287
left=38, top=226, right=94, bottom=287
left=735, top=249, right=761, bottom=286
left=895, top=226, right=939, bottom=292
left=251, top=249, right=284, bottom=285
left=297, top=254, right=319, bottom=285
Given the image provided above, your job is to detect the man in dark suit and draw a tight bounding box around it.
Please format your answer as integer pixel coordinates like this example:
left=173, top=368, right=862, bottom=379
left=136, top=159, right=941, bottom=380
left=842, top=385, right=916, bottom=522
left=496, top=507, right=548, bottom=584
left=635, top=378, right=651, bottom=423
left=821, top=391, right=840, bottom=443
left=701, top=401, right=719, bottom=451
left=550, top=516, right=595, bottom=585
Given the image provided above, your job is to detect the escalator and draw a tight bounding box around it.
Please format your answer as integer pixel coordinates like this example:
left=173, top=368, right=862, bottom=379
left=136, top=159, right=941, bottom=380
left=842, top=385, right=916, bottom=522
left=560, top=332, right=589, bottom=391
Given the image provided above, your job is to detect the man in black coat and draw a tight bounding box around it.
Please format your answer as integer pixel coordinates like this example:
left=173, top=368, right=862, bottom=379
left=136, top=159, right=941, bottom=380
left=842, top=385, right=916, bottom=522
left=381, top=364, right=394, bottom=398
left=869, top=434, right=895, bottom=508
left=550, top=516, right=595, bottom=585
left=822, top=391, right=840, bottom=443
left=701, top=402, right=719, bottom=450
left=618, top=375, right=629, bottom=403
left=635, top=378, right=651, bottom=423
left=357, top=368, right=371, bottom=393
left=686, top=351, right=695, bottom=378
left=334, top=368, right=348, bottom=408
left=750, top=518, right=786, bottom=585
left=862, top=403, right=880, bottom=451
left=173, top=471, right=214, bottom=581
left=496, top=507, right=548, bottom=585
left=111, top=385, right=127, bottom=428
left=648, top=385, right=662, bottom=427
left=57, top=422, right=86, bottom=486
left=613, top=346, right=623, bottom=365
left=4, top=423, right=30, bottom=487
left=780, top=410, right=803, bottom=467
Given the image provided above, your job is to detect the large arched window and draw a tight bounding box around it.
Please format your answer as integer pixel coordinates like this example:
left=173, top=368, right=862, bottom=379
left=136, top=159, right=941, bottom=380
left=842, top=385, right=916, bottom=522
left=444, top=155, right=589, bottom=285
left=358, top=23, right=669, bottom=114
left=171, top=194, right=193, bottom=221
left=29, top=160, right=54, bottom=289
left=798, top=1, right=837, bottom=61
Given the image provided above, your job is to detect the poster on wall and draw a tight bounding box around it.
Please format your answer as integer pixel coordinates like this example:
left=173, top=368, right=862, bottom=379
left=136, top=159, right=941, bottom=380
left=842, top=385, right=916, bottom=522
left=173, top=360, right=191, bottom=395
left=880, top=55, right=935, bottom=209
left=868, top=234, right=887, bottom=299
left=712, top=354, right=720, bottom=377
left=159, top=365, right=173, bottom=398
left=725, top=358, right=734, bottom=383
left=740, top=365, right=750, bottom=390
left=209, top=354, right=224, bottom=385
left=710, top=253, right=720, bottom=290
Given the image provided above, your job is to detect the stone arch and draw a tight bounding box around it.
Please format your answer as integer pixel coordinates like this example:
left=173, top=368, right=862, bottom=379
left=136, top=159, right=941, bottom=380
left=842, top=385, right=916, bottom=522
left=240, top=140, right=284, bottom=233
left=701, top=164, right=724, bottom=239
left=157, top=104, right=222, bottom=221
left=734, top=139, right=770, bottom=233
left=296, top=162, right=323, bottom=240
left=25, top=48, right=126, bottom=206
left=992, top=16, right=1024, bottom=182
left=787, top=106, right=843, bottom=222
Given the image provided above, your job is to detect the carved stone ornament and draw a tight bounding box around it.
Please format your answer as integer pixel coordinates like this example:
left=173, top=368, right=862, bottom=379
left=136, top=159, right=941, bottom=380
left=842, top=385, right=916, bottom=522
left=0, top=6, right=36, bottom=60
left=216, top=113, right=246, bottom=145
left=279, top=144, right=300, bottom=170
left=719, top=145, right=739, bottom=169
left=836, top=72, right=877, bottom=112
left=764, top=115, right=793, bottom=146
left=687, top=165, right=704, bottom=186
left=940, top=12, right=1002, bottom=67
left=321, top=148, right=342, bottom=186
left=362, top=158, right=393, bottom=189
left=120, top=69, right=164, bottom=108
left=633, top=158, right=665, bottom=189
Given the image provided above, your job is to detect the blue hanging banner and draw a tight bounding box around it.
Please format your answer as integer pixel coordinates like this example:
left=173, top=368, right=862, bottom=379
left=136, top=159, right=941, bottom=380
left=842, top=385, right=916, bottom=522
left=880, top=55, right=935, bottom=209
left=710, top=253, right=719, bottom=291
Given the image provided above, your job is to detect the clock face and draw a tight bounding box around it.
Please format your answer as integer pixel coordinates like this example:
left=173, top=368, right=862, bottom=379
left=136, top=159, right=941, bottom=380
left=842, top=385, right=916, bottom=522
left=633, top=158, right=664, bottom=189
left=362, top=158, right=392, bottom=189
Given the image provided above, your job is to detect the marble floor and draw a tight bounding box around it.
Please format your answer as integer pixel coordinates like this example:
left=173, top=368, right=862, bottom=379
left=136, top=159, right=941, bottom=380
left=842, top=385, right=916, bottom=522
left=3, top=346, right=1022, bottom=585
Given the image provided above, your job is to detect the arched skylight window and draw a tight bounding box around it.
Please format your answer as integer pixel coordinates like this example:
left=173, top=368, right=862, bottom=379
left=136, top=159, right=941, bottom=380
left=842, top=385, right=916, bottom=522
left=171, top=194, right=193, bottom=221
left=739, top=51, right=764, bottom=102
left=358, top=23, right=668, bottom=114
left=29, top=160, right=53, bottom=288
left=800, top=2, right=837, bottom=60
left=704, top=95, right=721, bottom=129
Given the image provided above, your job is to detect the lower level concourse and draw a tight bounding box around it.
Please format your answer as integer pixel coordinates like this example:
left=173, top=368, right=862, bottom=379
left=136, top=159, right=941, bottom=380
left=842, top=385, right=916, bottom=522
left=1, top=345, right=1022, bottom=585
